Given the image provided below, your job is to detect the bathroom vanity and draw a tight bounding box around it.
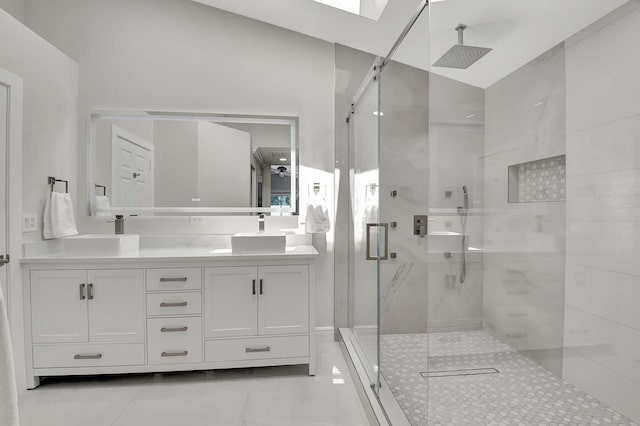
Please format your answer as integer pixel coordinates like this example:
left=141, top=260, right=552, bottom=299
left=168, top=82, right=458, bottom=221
left=21, top=246, right=317, bottom=389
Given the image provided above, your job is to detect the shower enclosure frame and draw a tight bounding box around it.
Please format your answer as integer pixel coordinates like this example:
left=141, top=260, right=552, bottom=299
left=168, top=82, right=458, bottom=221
left=338, top=1, right=430, bottom=424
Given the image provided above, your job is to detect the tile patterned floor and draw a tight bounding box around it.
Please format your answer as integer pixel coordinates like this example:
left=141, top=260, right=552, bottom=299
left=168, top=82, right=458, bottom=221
left=381, top=331, right=638, bottom=426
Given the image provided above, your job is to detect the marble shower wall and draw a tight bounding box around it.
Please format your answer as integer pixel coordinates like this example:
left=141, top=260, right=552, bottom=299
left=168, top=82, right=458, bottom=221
left=378, top=64, right=485, bottom=335
left=483, top=43, right=567, bottom=376
left=425, top=74, right=485, bottom=333
left=563, top=2, right=640, bottom=422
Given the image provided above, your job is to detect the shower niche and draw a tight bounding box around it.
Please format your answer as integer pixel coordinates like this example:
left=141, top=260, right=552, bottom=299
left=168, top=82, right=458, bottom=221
left=508, top=155, right=566, bottom=203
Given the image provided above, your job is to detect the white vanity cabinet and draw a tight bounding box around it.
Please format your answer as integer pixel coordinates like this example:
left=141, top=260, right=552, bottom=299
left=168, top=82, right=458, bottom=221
left=203, top=265, right=310, bottom=364
left=30, top=269, right=145, bottom=344
left=22, top=253, right=316, bottom=389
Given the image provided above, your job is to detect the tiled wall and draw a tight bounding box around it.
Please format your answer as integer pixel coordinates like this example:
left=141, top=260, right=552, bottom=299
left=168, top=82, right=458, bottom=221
left=483, top=43, right=567, bottom=376
left=563, top=2, right=640, bottom=422
left=426, top=73, right=485, bottom=333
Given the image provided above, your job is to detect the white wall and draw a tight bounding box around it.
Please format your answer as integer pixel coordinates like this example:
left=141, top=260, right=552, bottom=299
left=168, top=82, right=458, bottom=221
left=563, top=2, right=640, bottom=422
left=0, top=0, right=24, bottom=22
left=23, top=0, right=336, bottom=328
left=197, top=121, right=251, bottom=207
left=0, top=8, right=78, bottom=391
left=0, top=9, right=78, bottom=244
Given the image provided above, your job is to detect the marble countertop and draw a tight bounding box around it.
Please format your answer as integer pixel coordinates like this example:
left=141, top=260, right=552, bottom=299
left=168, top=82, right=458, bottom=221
left=20, top=245, right=319, bottom=264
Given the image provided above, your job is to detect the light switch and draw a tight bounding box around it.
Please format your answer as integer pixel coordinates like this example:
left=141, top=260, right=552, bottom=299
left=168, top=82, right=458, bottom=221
left=23, top=214, right=38, bottom=232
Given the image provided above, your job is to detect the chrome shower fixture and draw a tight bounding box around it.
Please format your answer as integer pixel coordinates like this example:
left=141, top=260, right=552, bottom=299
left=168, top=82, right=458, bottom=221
left=433, top=24, right=492, bottom=69
left=458, top=185, right=469, bottom=284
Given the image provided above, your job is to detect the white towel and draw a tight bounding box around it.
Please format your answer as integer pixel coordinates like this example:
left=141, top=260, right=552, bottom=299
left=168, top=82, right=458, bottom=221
left=95, top=195, right=112, bottom=217
left=305, top=197, right=330, bottom=234
left=43, top=191, right=79, bottom=239
left=0, top=287, right=19, bottom=426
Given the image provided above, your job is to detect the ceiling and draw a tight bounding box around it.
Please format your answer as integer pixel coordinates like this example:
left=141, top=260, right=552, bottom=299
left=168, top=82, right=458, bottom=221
left=192, top=0, right=628, bottom=88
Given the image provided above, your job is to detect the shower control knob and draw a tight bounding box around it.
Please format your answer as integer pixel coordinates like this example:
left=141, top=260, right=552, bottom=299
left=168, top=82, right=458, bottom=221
left=390, top=222, right=397, bottom=228
left=390, top=252, right=397, bottom=259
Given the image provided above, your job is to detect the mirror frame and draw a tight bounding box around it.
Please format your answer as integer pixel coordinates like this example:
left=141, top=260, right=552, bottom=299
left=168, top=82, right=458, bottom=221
left=87, top=110, right=299, bottom=215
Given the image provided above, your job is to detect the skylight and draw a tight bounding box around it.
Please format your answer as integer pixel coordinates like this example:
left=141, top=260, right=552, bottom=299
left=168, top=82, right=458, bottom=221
left=312, top=0, right=389, bottom=21
left=313, top=0, right=360, bottom=15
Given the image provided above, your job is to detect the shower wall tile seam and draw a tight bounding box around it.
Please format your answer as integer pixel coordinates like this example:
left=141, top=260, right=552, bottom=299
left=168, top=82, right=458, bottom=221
left=566, top=55, right=640, bottom=92
left=564, top=346, right=640, bottom=387
left=564, top=304, right=640, bottom=333
left=565, top=112, right=640, bottom=135
left=565, top=261, right=640, bottom=280
left=565, top=166, right=640, bottom=179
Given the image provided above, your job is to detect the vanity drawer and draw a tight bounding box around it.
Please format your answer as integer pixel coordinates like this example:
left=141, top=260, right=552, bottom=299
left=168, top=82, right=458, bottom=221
left=205, top=335, right=308, bottom=363
left=147, top=292, right=202, bottom=316
left=147, top=268, right=202, bottom=291
left=33, top=343, right=145, bottom=369
left=147, top=317, right=203, bottom=364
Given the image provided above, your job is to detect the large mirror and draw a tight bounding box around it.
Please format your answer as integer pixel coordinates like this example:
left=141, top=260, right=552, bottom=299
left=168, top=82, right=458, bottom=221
left=88, top=111, right=298, bottom=215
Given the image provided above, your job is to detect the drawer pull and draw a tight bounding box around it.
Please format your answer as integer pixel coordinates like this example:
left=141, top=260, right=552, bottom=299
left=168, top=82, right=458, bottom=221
left=245, top=346, right=270, bottom=353
left=161, top=327, right=188, bottom=333
left=79, top=283, right=86, bottom=300
left=161, top=351, right=188, bottom=357
left=160, top=302, right=188, bottom=307
left=159, top=277, right=188, bottom=282
left=87, top=283, right=94, bottom=300
left=74, top=353, right=102, bottom=360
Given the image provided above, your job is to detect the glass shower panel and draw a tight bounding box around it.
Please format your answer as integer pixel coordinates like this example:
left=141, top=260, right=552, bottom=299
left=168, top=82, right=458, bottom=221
left=348, top=68, right=381, bottom=391
left=375, top=5, right=431, bottom=423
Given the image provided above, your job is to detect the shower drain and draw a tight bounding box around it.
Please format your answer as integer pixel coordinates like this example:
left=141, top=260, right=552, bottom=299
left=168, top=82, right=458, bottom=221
left=420, top=367, right=500, bottom=378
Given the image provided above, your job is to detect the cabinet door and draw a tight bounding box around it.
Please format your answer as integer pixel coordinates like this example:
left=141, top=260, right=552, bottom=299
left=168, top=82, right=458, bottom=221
left=204, top=267, right=257, bottom=338
left=258, top=265, right=309, bottom=336
left=87, top=269, right=145, bottom=342
left=30, top=270, right=88, bottom=344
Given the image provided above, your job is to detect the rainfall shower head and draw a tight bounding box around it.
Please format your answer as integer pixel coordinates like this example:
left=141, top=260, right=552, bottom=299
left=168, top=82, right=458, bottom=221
left=433, top=24, right=492, bottom=69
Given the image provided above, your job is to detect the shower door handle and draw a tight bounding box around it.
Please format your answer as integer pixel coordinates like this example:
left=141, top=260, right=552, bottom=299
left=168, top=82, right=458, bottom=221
left=366, top=223, right=389, bottom=261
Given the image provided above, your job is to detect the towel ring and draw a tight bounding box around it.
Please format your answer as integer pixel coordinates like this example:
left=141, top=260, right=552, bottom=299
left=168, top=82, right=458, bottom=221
left=48, top=177, right=69, bottom=194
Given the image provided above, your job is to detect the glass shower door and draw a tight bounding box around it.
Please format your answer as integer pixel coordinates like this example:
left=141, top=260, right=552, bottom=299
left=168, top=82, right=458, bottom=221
left=348, top=63, right=382, bottom=392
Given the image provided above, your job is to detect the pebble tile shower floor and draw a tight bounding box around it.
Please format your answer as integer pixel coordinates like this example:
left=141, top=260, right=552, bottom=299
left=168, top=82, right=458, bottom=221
left=380, top=331, right=637, bottom=426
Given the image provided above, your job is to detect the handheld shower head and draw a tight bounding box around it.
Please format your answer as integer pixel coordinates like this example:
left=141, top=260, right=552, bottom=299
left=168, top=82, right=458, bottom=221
left=463, top=185, right=469, bottom=210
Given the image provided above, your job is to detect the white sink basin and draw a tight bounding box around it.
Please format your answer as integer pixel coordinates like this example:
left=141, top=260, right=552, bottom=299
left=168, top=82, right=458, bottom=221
left=63, top=234, right=140, bottom=257
left=231, top=233, right=286, bottom=255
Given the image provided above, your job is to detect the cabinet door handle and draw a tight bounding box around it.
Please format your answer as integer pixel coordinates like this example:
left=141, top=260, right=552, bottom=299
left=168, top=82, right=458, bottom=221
left=259, top=279, right=263, bottom=295
left=74, top=353, right=102, bottom=360
left=252, top=279, right=256, bottom=295
left=87, top=283, right=94, bottom=300
left=79, top=283, right=86, bottom=300
left=161, top=351, right=188, bottom=357
left=161, top=327, right=188, bottom=333
left=160, top=302, right=187, bottom=307
left=159, top=277, right=188, bottom=282
left=245, top=346, right=270, bottom=353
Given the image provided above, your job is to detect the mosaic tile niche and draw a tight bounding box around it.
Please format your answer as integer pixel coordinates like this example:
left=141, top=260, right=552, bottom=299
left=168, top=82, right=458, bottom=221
left=508, top=155, right=566, bottom=203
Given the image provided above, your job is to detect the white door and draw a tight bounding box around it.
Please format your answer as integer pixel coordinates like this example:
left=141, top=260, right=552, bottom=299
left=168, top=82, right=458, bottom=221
left=87, top=269, right=145, bottom=342
left=204, top=267, right=257, bottom=338
left=258, top=265, right=309, bottom=336
left=0, top=84, right=8, bottom=299
left=111, top=125, right=154, bottom=208
left=30, top=270, right=89, bottom=343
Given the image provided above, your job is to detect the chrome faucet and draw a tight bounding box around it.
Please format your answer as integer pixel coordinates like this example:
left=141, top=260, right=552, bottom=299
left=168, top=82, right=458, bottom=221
left=258, top=214, right=265, bottom=233
left=115, top=215, right=125, bottom=235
